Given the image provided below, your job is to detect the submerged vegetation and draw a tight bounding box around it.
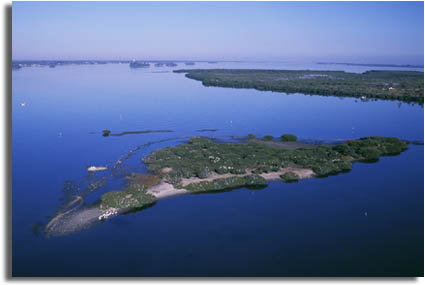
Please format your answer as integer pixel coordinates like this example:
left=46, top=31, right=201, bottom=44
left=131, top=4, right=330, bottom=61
left=144, top=135, right=408, bottom=191
left=175, top=69, right=424, bottom=104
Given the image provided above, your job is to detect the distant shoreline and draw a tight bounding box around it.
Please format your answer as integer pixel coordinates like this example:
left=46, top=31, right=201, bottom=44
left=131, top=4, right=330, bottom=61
left=317, top=62, right=424, bottom=68
left=174, top=69, right=424, bottom=104
left=12, top=60, right=424, bottom=70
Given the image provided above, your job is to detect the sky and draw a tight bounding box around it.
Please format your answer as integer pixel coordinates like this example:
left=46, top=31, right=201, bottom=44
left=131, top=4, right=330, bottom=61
left=12, top=1, right=424, bottom=63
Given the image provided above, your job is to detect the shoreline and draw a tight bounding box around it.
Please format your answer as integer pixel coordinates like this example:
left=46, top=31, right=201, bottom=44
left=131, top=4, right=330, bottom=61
left=45, top=135, right=409, bottom=236
left=174, top=69, right=424, bottom=104
left=146, top=166, right=315, bottom=200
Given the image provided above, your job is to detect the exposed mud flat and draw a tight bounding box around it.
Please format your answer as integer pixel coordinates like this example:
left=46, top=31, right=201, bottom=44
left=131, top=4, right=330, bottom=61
left=45, top=206, right=107, bottom=237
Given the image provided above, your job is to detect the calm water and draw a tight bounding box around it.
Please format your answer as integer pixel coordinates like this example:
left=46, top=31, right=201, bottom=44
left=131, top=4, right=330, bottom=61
left=12, top=61, right=424, bottom=276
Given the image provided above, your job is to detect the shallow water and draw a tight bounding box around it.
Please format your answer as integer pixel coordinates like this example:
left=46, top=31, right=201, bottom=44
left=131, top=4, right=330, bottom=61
left=12, top=61, right=424, bottom=276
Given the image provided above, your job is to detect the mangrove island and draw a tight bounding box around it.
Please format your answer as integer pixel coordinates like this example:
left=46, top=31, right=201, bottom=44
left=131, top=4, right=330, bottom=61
left=98, top=135, right=408, bottom=211
left=174, top=69, right=424, bottom=104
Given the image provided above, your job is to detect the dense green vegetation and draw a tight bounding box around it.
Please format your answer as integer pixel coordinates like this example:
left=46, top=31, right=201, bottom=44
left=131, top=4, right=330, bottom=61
left=99, top=135, right=408, bottom=208
left=281, top=134, right=297, bottom=142
left=317, top=62, right=424, bottom=68
left=184, top=175, right=267, bottom=192
left=100, top=184, right=156, bottom=210
left=263, top=135, right=274, bottom=141
left=144, top=136, right=408, bottom=189
left=174, top=69, right=424, bottom=104
left=280, top=172, right=299, bottom=183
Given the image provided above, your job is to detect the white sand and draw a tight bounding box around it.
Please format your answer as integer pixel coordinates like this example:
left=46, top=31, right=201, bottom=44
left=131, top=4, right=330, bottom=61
left=147, top=181, right=189, bottom=199
left=148, top=167, right=315, bottom=200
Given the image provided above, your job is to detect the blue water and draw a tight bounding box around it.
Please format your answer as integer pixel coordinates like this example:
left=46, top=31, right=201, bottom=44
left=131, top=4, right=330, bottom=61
left=12, top=61, right=424, bottom=276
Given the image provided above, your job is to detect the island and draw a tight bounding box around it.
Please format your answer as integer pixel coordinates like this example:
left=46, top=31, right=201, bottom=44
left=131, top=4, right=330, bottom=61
left=129, top=61, right=150, bottom=68
left=165, top=62, right=178, bottom=67
left=98, top=135, right=408, bottom=211
left=43, top=134, right=411, bottom=236
left=101, top=129, right=173, bottom=137
left=11, top=60, right=131, bottom=70
left=174, top=69, right=424, bottom=104
left=317, top=62, right=424, bottom=68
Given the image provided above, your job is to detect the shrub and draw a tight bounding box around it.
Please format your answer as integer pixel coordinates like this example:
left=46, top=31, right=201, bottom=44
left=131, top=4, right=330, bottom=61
left=100, top=185, right=156, bottom=209
left=359, top=148, right=380, bottom=161
left=248, top=134, right=256, bottom=139
left=184, top=175, right=267, bottom=192
left=263, top=135, right=274, bottom=141
left=144, top=135, right=407, bottom=188
left=280, top=172, right=299, bottom=182
left=280, top=134, right=297, bottom=142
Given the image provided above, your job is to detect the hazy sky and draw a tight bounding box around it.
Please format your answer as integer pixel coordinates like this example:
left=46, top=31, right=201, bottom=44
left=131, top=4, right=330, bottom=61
left=12, top=1, right=424, bottom=62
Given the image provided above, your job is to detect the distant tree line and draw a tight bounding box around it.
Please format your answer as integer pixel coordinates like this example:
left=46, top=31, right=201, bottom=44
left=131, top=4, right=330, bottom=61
left=174, top=69, right=424, bottom=104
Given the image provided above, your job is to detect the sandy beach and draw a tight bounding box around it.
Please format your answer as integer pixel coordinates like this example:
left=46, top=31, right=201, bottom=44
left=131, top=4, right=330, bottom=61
left=147, top=167, right=315, bottom=200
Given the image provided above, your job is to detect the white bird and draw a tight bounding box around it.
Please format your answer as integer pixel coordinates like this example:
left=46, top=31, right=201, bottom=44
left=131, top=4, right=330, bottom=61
left=20, top=102, right=26, bottom=107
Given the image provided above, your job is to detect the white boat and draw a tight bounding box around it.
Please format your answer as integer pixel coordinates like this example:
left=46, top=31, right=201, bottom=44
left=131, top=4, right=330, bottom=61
left=87, top=166, right=108, bottom=172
